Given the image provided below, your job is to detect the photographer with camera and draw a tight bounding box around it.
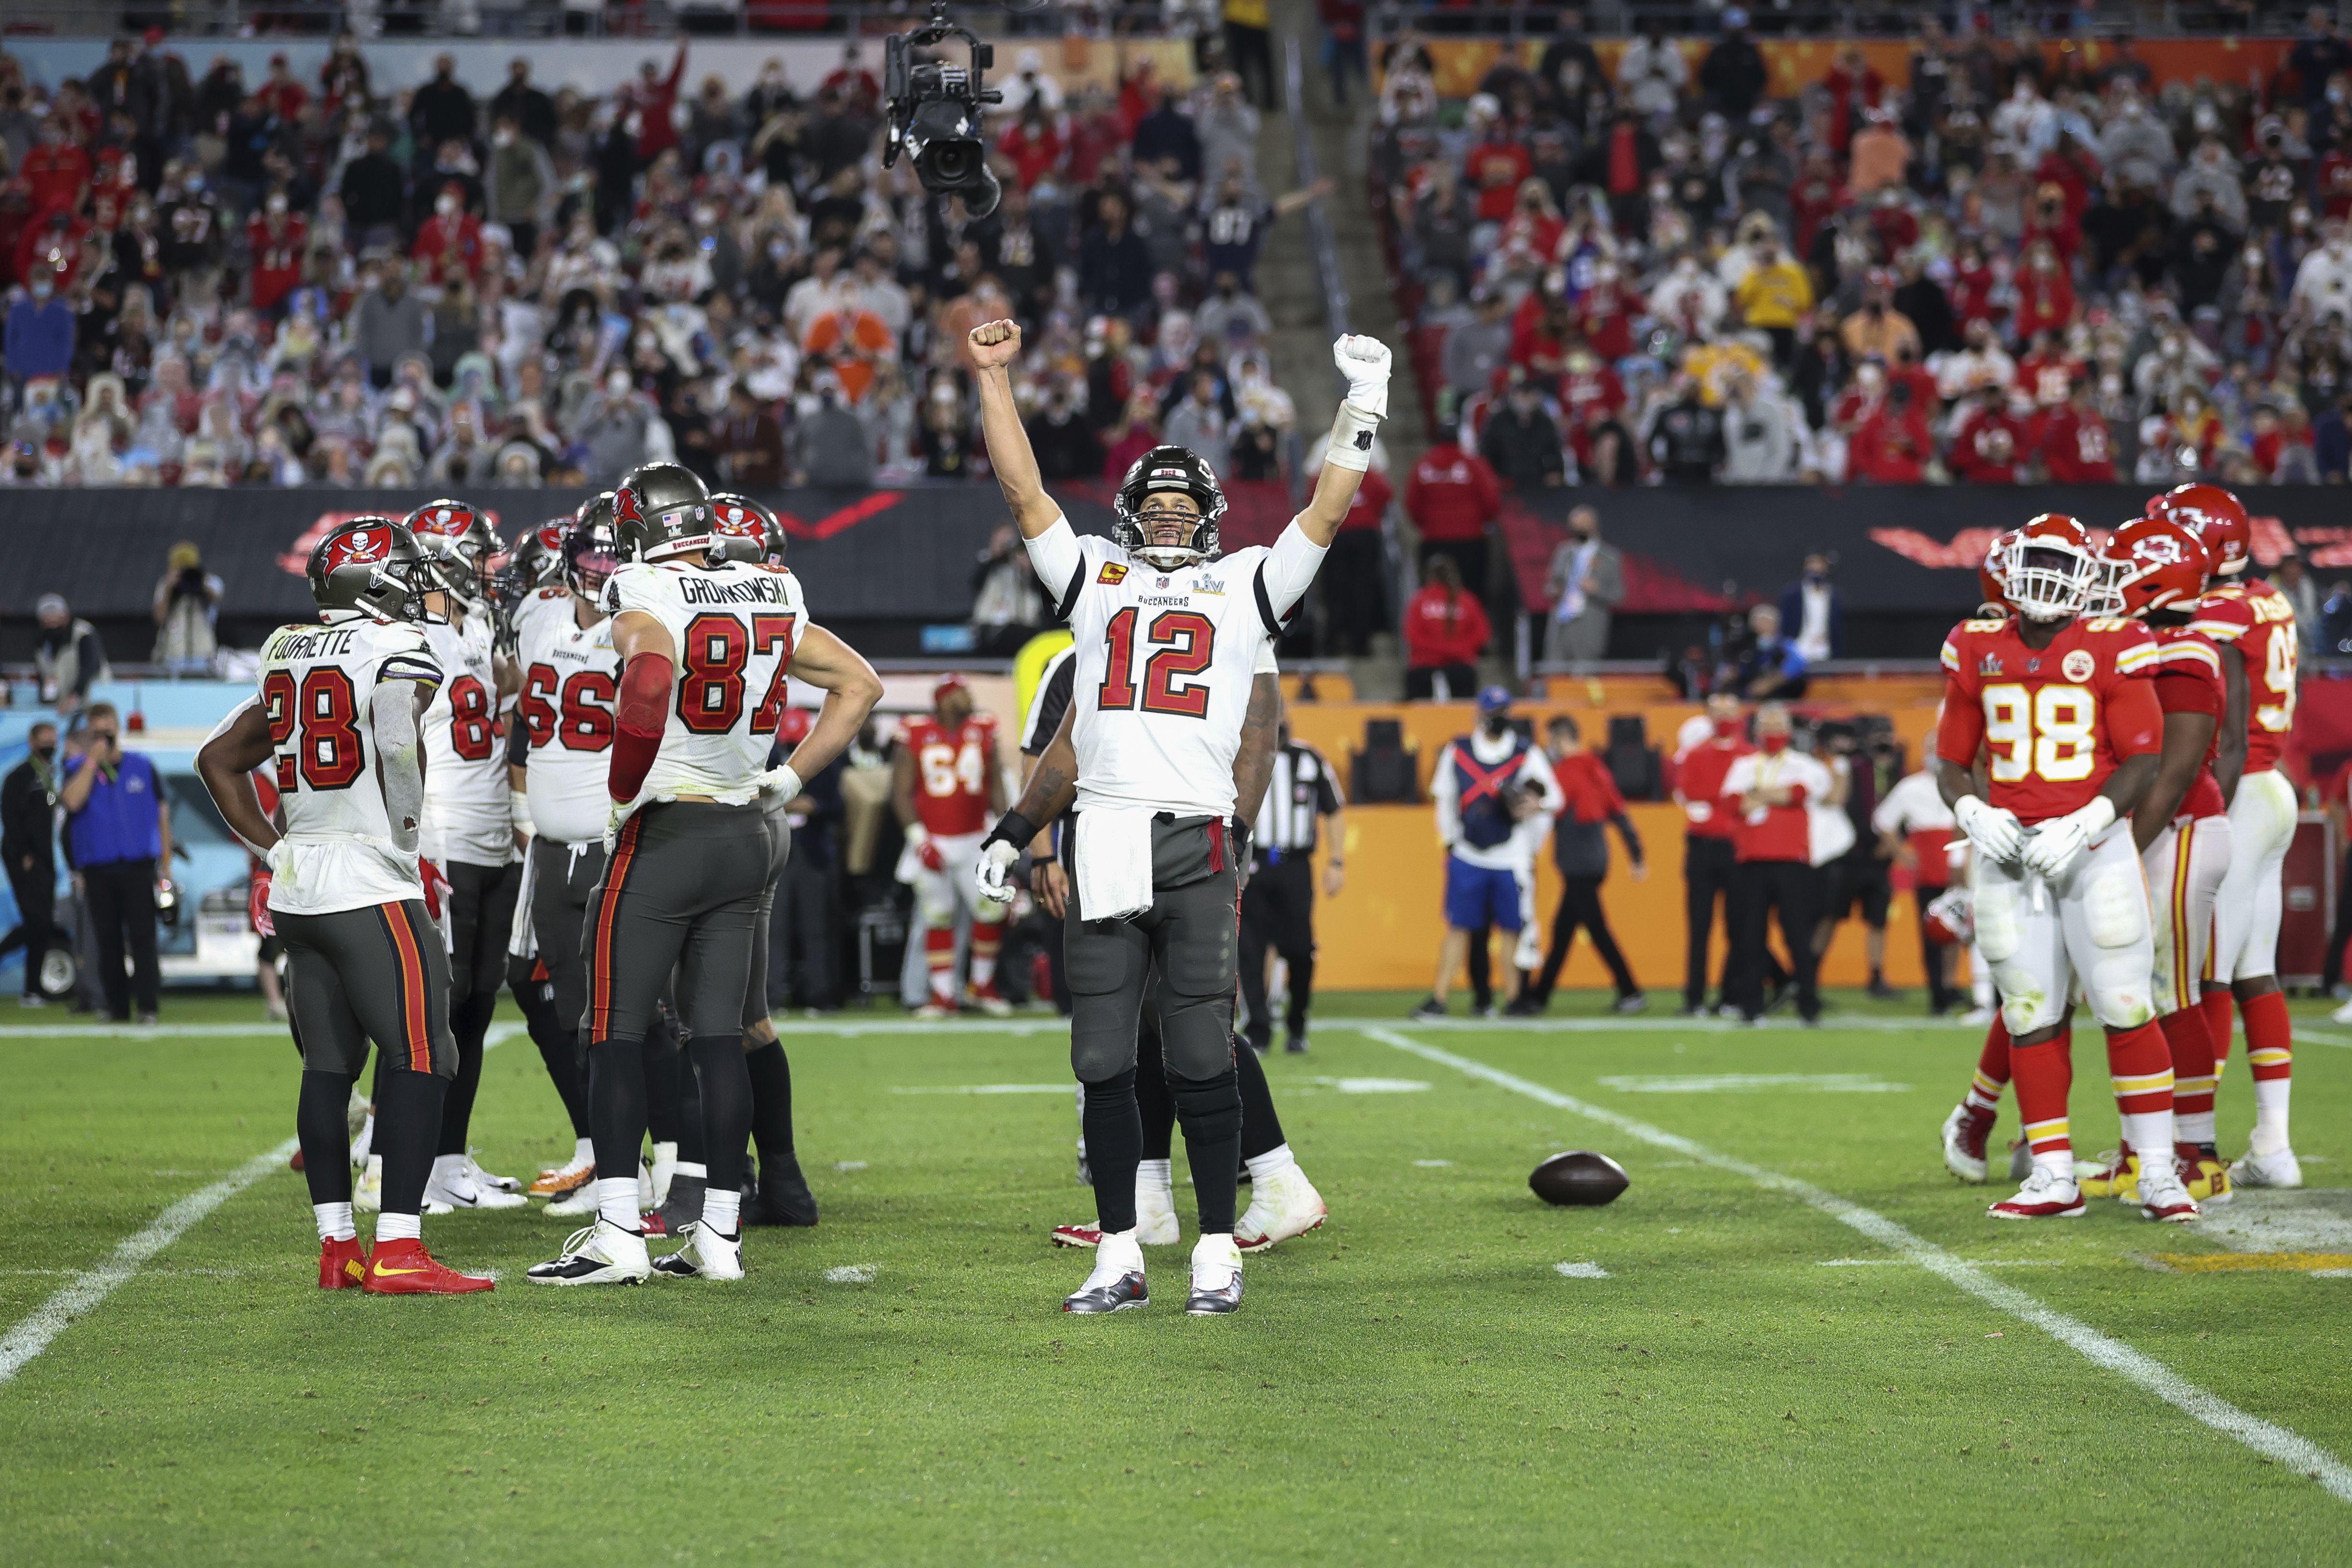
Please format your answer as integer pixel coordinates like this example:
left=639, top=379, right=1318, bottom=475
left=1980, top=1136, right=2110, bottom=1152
left=58, top=702, right=171, bottom=1026
left=152, top=541, right=223, bottom=676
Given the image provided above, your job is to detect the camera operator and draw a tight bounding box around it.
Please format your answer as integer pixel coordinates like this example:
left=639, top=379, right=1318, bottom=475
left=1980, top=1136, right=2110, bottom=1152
left=151, top=542, right=223, bottom=676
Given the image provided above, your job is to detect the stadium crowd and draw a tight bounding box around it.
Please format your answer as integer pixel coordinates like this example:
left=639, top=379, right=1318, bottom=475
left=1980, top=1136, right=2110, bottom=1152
left=0, top=29, right=1310, bottom=492
left=1376, top=8, right=2352, bottom=488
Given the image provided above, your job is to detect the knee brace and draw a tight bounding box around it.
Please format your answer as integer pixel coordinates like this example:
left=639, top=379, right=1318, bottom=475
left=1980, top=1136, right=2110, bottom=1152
left=2085, top=866, right=2150, bottom=950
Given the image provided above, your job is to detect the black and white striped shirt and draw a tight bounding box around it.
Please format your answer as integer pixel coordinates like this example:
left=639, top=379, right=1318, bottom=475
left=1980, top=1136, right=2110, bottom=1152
left=1256, top=742, right=1341, bottom=858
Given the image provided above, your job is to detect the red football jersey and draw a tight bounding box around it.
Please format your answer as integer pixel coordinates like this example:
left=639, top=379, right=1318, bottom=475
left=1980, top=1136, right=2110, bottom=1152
left=2189, top=577, right=2297, bottom=775
left=1937, top=613, right=2165, bottom=823
left=2146, top=624, right=2226, bottom=820
left=901, top=713, right=997, bottom=837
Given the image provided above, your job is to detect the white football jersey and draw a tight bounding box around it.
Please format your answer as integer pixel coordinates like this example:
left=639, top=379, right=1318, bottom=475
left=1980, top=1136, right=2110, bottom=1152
left=508, top=582, right=574, bottom=655
left=608, top=557, right=805, bottom=803
left=1060, top=534, right=1284, bottom=819
left=257, top=618, right=443, bottom=916
left=516, top=594, right=620, bottom=844
left=417, top=610, right=514, bottom=866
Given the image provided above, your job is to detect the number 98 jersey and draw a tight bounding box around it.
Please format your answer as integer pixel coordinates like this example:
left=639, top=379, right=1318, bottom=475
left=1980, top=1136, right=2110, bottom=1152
left=607, top=557, right=803, bottom=802
left=1936, top=613, right=2164, bottom=824
left=257, top=618, right=443, bottom=915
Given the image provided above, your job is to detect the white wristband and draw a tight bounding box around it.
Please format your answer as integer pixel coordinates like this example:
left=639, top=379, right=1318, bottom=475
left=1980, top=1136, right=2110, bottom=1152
left=904, top=821, right=929, bottom=845
left=509, top=788, right=531, bottom=829
left=1323, top=401, right=1380, bottom=472
left=758, top=764, right=804, bottom=803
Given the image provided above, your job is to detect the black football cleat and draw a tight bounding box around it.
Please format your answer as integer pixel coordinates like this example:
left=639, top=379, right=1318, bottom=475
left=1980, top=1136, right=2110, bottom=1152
left=742, top=1158, right=819, bottom=1227
left=1185, top=1236, right=1244, bottom=1315
left=1063, top=1269, right=1148, bottom=1313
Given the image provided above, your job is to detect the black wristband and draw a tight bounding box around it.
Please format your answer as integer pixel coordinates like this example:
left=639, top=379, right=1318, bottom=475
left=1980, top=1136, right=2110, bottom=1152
left=985, top=809, right=1040, bottom=852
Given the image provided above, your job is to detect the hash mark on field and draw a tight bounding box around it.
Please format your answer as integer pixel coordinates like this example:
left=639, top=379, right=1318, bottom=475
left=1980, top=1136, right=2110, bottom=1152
left=1554, top=1262, right=1610, bottom=1279
left=1412, top=1159, right=1454, bottom=1168
left=1361, top=1026, right=2352, bottom=1506
left=0, top=1136, right=298, bottom=1389
left=824, top=1265, right=877, bottom=1285
left=1598, top=1073, right=1909, bottom=1094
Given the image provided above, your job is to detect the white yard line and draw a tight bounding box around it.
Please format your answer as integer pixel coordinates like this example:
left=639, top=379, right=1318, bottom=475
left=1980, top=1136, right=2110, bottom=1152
left=1358, top=1025, right=2352, bottom=1504
left=761, top=1013, right=1984, bottom=1037
left=0, top=1136, right=299, bottom=1389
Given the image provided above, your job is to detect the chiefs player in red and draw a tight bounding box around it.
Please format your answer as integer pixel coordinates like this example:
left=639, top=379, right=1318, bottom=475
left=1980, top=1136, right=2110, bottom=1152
left=2166, top=484, right=2304, bottom=1188
left=1935, top=514, right=2199, bottom=1222
left=893, top=674, right=1012, bottom=1017
left=2074, top=515, right=2235, bottom=1205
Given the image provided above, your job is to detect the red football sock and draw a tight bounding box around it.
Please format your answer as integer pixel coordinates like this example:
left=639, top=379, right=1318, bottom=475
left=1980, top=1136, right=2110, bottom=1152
left=2200, top=988, right=2234, bottom=1076
left=969, top=916, right=1002, bottom=987
left=2240, top=988, right=2294, bottom=1154
left=1966, top=1015, right=2012, bottom=1111
left=2158, top=1006, right=2216, bottom=1112
left=924, top=926, right=956, bottom=1002
left=2105, top=1020, right=2176, bottom=1158
left=2010, top=1035, right=2074, bottom=1171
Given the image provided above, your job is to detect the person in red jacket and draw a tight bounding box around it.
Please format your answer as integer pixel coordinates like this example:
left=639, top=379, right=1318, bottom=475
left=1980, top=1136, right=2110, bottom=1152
left=631, top=44, right=689, bottom=166
left=1949, top=390, right=2025, bottom=483
left=1848, top=381, right=1932, bottom=482
left=1405, top=428, right=1503, bottom=604
left=2038, top=377, right=2115, bottom=482
left=247, top=191, right=306, bottom=315
left=2013, top=239, right=2077, bottom=339
left=21, top=119, right=90, bottom=224
left=1403, top=554, right=1491, bottom=701
left=411, top=184, right=482, bottom=285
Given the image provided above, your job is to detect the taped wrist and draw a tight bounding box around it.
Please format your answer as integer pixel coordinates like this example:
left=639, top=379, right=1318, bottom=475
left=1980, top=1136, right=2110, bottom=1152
left=984, top=809, right=1039, bottom=853
left=610, top=652, right=670, bottom=802
left=1322, top=401, right=1381, bottom=472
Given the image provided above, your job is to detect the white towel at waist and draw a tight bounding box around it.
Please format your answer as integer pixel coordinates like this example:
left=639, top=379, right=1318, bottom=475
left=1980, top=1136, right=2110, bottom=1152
left=1074, top=808, right=1156, bottom=923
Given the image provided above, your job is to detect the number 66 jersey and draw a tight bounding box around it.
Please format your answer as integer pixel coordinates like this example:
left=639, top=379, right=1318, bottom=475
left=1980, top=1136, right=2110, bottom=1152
left=1936, top=613, right=2165, bottom=823
left=606, top=555, right=803, bottom=802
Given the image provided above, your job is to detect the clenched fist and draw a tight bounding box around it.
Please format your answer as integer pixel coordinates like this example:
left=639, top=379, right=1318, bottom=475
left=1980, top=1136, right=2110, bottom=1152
left=968, top=318, right=1023, bottom=370
left=1334, top=333, right=1392, bottom=418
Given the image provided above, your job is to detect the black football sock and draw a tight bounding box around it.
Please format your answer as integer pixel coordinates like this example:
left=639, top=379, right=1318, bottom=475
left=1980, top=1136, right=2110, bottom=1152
left=538, top=1032, right=592, bottom=1140
left=688, top=1034, right=752, bottom=1197
left=297, top=1069, right=360, bottom=1207
left=509, top=957, right=590, bottom=1138
left=744, top=1041, right=797, bottom=1169
left=1081, top=1069, right=1143, bottom=1233
left=674, top=1048, right=707, bottom=1167
left=643, top=1034, right=684, bottom=1147
left=1171, top=1067, right=1243, bottom=1235
left=1135, top=1025, right=1177, bottom=1161
left=1235, top=1039, right=1287, bottom=1161
left=376, top=1069, right=449, bottom=1219
left=434, top=990, right=499, bottom=1158
left=587, top=1035, right=650, bottom=1181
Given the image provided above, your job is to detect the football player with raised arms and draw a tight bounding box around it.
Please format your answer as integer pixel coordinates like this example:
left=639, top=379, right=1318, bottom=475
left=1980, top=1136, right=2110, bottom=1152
left=895, top=672, right=1012, bottom=1018
left=966, top=314, right=1390, bottom=1314
left=1934, top=514, right=2200, bottom=1223
left=528, top=463, right=879, bottom=1287
left=2169, top=485, right=2304, bottom=1188
left=195, top=519, right=491, bottom=1294
left=403, top=500, right=529, bottom=1212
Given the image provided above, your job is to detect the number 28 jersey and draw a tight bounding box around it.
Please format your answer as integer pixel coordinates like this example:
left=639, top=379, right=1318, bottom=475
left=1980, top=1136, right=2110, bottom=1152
left=2190, top=577, right=2297, bottom=776
left=258, top=618, right=443, bottom=916
left=607, top=557, right=803, bottom=803
left=1059, top=533, right=1284, bottom=819
left=1937, top=614, right=2164, bottom=824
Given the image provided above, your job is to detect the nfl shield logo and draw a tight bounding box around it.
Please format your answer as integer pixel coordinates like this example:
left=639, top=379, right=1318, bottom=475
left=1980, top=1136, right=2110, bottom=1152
left=1157, top=577, right=1170, bottom=588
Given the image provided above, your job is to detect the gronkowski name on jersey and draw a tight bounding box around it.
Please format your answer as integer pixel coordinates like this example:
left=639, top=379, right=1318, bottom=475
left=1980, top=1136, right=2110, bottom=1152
left=2189, top=578, right=2297, bottom=774
left=1937, top=613, right=2163, bottom=823
left=258, top=619, right=442, bottom=916
left=2147, top=624, right=2226, bottom=821
left=516, top=601, right=620, bottom=844
left=608, top=557, right=804, bottom=803
left=419, top=613, right=513, bottom=866
left=901, top=713, right=997, bottom=838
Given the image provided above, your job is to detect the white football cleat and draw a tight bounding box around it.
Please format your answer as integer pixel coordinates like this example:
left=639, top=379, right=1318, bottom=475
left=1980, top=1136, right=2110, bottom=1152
left=2330, top=997, right=2352, bottom=1024
left=526, top=1220, right=653, bottom=1286
left=1234, top=1165, right=1328, bottom=1252
left=2138, top=1158, right=2201, bottom=1223
left=649, top=1142, right=678, bottom=1207
left=1186, top=1233, right=1244, bottom=1315
left=1988, top=1166, right=2087, bottom=1219
left=425, top=1158, right=528, bottom=1211
left=652, top=1221, right=744, bottom=1281
left=1939, top=1103, right=1993, bottom=1184
left=544, top=1181, right=600, bottom=1217
left=2231, top=1146, right=2304, bottom=1189
left=354, top=1154, right=383, bottom=1213
left=527, top=1153, right=595, bottom=1199
left=465, top=1154, right=523, bottom=1194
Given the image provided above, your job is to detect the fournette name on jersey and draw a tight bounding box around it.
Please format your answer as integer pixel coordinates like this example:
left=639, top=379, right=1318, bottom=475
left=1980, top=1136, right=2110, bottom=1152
left=1938, top=613, right=2162, bottom=823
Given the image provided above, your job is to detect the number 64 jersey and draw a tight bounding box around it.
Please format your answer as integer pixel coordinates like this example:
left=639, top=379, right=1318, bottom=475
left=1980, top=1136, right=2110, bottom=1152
left=606, top=556, right=803, bottom=802
left=257, top=619, right=444, bottom=915
left=1936, top=613, right=2165, bottom=824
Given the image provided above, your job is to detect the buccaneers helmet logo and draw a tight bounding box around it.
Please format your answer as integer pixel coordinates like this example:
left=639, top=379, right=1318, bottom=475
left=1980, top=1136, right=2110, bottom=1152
left=327, top=527, right=388, bottom=569
left=613, top=488, right=645, bottom=527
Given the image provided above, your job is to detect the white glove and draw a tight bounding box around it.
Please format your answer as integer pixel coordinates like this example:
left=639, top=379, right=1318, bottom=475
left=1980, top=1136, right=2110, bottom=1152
left=1953, top=795, right=2025, bottom=865
left=603, top=797, right=634, bottom=854
left=1333, top=333, right=1392, bottom=419
left=757, top=763, right=804, bottom=803
left=2021, top=796, right=2115, bottom=880
left=974, top=839, right=1020, bottom=906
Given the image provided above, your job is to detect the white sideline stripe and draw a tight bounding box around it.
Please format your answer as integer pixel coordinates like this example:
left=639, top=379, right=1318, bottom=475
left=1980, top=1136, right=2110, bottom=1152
left=0, top=1020, right=527, bottom=1044
left=1359, top=1026, right=2352, bottom=1504
left=0, top=1136, right=300, bottom=1389
left=2294, top=1028, right=2352, bottom=1050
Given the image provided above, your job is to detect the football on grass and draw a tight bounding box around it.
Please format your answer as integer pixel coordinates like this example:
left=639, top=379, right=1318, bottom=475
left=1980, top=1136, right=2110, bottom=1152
left=1529, top=1151, right=1629, bottom=1207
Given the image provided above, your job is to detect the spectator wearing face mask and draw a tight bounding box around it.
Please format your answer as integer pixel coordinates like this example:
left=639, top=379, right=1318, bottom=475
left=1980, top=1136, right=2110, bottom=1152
left=2293, top=220, right=2352, bottom=327
left=34, top=595, right=107, bottom=714
left=352, top=261, right=429, bottom=389
left=1479, top=372, right=1566, bottom=490
left=485, top=114, right=556, bottom=260
left=1545, top=504, right=1621, bottom=671
left=1777, top=553, right=1842, bottom=665
left=5, top=270, right=74, bottom=382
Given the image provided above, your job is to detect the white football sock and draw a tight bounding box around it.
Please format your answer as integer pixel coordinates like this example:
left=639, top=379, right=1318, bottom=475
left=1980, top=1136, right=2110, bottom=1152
left=314, top=1202, right=356, bottom=1243
left=595, top=1176, right=642, bottom=1231
left=2120, top=1111, right=2175, bottom=1172
left=375, top=1211, right=421, bottom=1242
left=571, top=1136, right=594, bottom=1166
left=702, top=1187, right=740, bottom=1234
left=2175, top=1109, right=2217, bottom=1146
left=1088, top=1228, right=1143, bottom=1283
left=1244, top=1144, right=1298, bottom=1184
left=2032, top=1148, right=2074, bottom=1180
left=1137, top=1158, right=1173, bottom=1194
left=2251, top=1079, right=2293, bottom=1155
left=675, top=1160, right=708, bottom=1182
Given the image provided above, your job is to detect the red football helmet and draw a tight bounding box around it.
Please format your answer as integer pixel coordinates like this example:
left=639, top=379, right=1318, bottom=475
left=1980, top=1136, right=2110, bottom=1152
left=1999, top=514, right=2100, bottom=621
left=1978, top=527, right=2021, bottom=612
left=2098, top=515, right=2212, bottom=618
left=2147, top=483, right=2249, bottom=578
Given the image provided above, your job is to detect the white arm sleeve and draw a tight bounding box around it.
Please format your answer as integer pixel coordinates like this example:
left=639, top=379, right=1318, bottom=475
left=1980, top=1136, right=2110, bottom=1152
left=1023, top=516, right=1083, bottom=610
left=1254, top=520, right=1331, bottom=634
left=372, top=681, right=425, bottom=854
left=1431, top=744, right=1461, bottom=847
left=1521, top=750, right=1565, bottom=815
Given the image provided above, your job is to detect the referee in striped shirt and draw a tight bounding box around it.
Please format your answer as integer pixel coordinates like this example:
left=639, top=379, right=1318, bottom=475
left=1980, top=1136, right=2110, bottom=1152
left=1241, top=723, right=1345, bottom=1055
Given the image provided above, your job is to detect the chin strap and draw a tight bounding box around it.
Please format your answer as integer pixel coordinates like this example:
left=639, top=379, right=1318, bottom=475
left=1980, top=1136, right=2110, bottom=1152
left=610, top=651, right=671, bottom=803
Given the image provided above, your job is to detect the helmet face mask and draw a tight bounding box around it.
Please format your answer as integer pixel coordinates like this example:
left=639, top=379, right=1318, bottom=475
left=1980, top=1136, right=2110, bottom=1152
left=1113, top=445, right=1225, bottom=570
left=2001, top=514, right=2099, bottom=623
left=564, top=514, right=621, bottom=601
left=309, top=520, right=438, bottom=625
left=613, top=462, right=714, bottom=562
left=1978, top=527, right=2020, bottom=614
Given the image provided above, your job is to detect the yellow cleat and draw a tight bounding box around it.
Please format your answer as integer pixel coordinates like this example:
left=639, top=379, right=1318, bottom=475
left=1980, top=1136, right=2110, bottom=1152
left=2180, top=1145, right=2232, bottom=1205
left=2078, top=1147, right=2140, bottom=1202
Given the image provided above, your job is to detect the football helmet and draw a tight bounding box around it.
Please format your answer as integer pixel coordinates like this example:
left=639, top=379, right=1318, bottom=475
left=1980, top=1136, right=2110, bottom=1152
left=2147, top=483, right=2249, bottom=577
left=402, top=499, right=500, bottom=606
left=563, top=509, right=622, bottom=601
left=1978, top=527, right=2020, bottom=614
left=707, top=492, right=785, bottom=564
left=613, top=462, right=712, bottom=562
left=308, top=519, right=436, bottom=625
left=1113, top=444, right=1225, bottom=570
left=513, top=520, right=572, bottom=589
left=2097, top=515, right=2212, bottom=619
left=1999, top=513, right=2100, bottom=622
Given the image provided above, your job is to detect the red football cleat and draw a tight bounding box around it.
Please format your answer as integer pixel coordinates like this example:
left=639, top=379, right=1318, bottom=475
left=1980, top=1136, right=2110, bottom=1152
left=319, top=1236, right=368, bottom=1289
left=361, top=1238, right=494, bottom=1294
left=290, top=1148, right=307, bottom=1172
left=1050, top=1222, right=1103, bottom=1248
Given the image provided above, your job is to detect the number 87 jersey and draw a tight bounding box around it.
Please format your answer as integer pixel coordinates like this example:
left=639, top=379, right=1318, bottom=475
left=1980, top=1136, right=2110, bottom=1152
left=607, top=555, right=803, bottom=801
left=1937, top=613, right=2165, bottom=824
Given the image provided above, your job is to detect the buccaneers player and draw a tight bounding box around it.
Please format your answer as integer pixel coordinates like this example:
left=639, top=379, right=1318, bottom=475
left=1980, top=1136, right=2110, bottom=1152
left=2166, top=485, right=2304, bottom=1188
left=1934, top=515, right=2199, bottom=1222
left=893, top=674, right=1012, bottom=1017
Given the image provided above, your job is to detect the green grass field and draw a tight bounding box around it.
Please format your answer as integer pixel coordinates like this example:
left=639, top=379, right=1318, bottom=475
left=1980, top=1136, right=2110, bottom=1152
left=4, top=991, right=2351, bottom=1565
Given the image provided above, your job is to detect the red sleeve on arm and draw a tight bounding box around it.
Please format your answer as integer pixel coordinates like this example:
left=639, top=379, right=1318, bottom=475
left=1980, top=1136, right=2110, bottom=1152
left=2152, top=670, right=2223, bottom=718
left=1936, top=683, right=1986, bottom=766
left=2104, top=676, right=2165, bottom=759
left=609, top=652, right=671, bottom=802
